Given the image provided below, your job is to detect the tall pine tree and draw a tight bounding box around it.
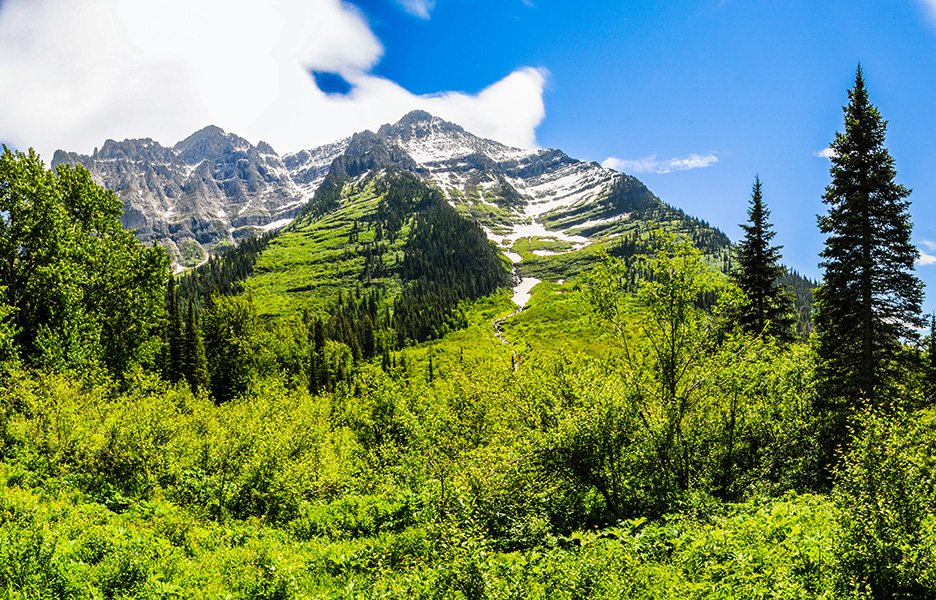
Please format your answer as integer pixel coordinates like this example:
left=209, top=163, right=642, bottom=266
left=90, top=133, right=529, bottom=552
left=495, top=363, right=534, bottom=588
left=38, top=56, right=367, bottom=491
left=926, top=313, right=936, bottom=397
left=183, top=299, right=210, bottom=394
left=730, top=176, right=796, bottom=342
left=813, top=66, right=923, bottom=406
left=165, top=278, right=185, bottom=384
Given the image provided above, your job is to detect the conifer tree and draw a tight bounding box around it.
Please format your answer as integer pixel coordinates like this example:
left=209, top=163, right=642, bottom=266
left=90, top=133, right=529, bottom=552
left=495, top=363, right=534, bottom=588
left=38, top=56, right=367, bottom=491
left=926, top=313, right=936, bottom=396
left=813, top=66, right=923, bottom=405
left=166, top=278, right=185, bottom=383
left=730, top=176, right=796, bottom=342
left=184, top=299, right=210, bottom=394
left=309, top=318, right=327, bottom=394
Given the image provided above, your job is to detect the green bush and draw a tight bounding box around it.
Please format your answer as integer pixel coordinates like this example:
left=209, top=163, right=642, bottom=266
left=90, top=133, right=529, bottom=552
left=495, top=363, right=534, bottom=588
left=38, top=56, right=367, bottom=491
left=833, top=404, right=936, bottom=597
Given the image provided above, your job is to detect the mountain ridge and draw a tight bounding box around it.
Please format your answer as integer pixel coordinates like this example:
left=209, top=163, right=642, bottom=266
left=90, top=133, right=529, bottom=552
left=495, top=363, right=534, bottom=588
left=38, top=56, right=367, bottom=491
left=52, top=111, right=813, bottom=337
left=51, top=127, right=347, bottom=266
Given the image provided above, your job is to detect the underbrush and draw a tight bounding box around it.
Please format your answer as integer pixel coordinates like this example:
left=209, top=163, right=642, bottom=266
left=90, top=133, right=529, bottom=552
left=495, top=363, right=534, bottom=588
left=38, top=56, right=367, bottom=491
left=0, top=354, right=928, bottom=597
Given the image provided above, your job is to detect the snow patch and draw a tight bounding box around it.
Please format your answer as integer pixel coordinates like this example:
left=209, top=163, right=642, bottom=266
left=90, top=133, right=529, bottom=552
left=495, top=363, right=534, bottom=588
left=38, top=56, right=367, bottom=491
left=504, top=251, right=523, bottom=263
left=576, top=213, right=630, bottom=229
left=261, top=218, right=293, bottom=232
left=512, top=277, right=540, bottom=308
left=506, top=220, right=589, bottom=245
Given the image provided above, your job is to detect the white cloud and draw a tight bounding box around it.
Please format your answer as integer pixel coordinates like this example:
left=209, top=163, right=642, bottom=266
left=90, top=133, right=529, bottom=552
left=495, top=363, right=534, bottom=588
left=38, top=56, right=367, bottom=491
left=601, top=153, right=718, bottom=174
left=918, top=250, right=936, bottom=266
left=0, top=0, right=547, bottom=161
left=396, top=0, right=435, bottom=19
left=815, top=147, right=838, bottom=159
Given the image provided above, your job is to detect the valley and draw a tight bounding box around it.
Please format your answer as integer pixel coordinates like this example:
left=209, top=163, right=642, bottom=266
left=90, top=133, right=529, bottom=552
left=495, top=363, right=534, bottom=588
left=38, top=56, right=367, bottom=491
left=2, top=97, right=922, bottom=598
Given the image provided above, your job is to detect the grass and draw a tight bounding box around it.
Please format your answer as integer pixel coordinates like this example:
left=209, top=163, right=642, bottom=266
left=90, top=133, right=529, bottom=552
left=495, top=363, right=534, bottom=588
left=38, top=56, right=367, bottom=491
left=245, top=183, right=408, bottom=319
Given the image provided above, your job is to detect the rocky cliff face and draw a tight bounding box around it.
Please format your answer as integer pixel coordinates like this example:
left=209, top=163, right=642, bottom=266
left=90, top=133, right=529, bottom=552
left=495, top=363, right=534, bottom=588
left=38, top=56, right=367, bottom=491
left=53, top=111, right=661, bottom=268
left=52, top=127, right=348, bottom=266
left=300, top=110, right=662, bottom=257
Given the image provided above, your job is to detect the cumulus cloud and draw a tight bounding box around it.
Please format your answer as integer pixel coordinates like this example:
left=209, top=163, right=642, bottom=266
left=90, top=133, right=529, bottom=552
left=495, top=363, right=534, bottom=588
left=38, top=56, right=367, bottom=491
left=815, top=147, right=838, bottom=159
left=396, top=0, right=435, bottom=19
left=0, top=0, right=547, bottom=161
left=601, top=153, right=718, bottom=174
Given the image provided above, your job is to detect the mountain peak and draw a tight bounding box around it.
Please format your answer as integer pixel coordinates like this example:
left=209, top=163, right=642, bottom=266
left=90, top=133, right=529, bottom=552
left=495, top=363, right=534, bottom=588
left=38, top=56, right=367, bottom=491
left=377, top=111, right=466, bottom=143
left=397, top=110, right=435, bottom=125
left=174, top=125, right=250, bottom=164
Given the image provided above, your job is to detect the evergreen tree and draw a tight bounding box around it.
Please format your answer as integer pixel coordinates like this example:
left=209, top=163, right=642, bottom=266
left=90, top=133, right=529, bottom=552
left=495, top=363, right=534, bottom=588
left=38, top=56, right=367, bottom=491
left=927, top=313, right=936, bottom=397
left=730, top=176, right=796, bottom=342
left=813, top=66, right=923, bottom=406
left=309, top=318, right=327, bottom=395
left=183, top=299, right=210, bottom=394
left=166, top=278, right=185, bottom=383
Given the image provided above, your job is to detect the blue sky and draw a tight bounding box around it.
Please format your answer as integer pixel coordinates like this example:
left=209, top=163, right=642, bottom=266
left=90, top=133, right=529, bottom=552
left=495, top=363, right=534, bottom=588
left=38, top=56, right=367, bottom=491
left=1, top=0, right=936, bottom=310
left=347, top=0, right=936, bottom=301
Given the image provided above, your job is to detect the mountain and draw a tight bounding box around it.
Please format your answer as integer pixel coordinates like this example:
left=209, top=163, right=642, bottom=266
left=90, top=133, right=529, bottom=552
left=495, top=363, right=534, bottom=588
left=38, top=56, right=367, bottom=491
left=298, top=110, right=666, bottom=256
left=54, top=111, right=813, bottom=335
left=50, top=111, right=688, bottom=271
left=51, top=127, right=348, bottom=266
left=294, top=110, right=735, bottom=289
left=172, top=112, right=768, bottom=327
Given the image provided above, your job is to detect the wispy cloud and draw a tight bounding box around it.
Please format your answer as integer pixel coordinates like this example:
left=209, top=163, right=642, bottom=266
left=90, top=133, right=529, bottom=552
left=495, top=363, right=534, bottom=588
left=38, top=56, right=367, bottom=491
left=920, top=0, right=936, bottom=23
left=814, top=147, right=837, bottom=159
left=396, top=0, right=435, bottom=19
left=918, top=251, right=936, bottom=266
left=917, top=241, right=936, bottom=265
left=601, top=153, right=718, bottom=174
left=0, top=0, right=547, bottom=160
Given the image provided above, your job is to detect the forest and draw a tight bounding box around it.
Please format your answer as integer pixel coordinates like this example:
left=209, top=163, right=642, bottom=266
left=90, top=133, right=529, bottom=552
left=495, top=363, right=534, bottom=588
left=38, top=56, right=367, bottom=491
left=1, top=69, right=936, bottom=599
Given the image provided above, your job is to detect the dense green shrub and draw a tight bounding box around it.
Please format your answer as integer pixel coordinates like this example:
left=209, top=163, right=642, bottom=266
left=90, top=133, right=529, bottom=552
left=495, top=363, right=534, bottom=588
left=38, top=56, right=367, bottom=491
left=833, top=405, right=936, bottom=598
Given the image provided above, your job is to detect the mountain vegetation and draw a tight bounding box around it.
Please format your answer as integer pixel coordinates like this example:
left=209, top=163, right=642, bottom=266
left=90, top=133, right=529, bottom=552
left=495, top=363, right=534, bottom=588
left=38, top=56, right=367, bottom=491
left=813, top=67, right=925, bottom=463
left=730, top=176, right=797, bottom=343
left=1, top=69, right=935, bottom=598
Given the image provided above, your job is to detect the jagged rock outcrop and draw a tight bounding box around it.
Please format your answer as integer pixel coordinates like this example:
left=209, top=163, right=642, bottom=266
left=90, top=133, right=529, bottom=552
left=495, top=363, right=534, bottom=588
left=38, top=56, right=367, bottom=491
left=52, top=127, right=349, bottom=266
left=52, top=111, right=665, bottom=267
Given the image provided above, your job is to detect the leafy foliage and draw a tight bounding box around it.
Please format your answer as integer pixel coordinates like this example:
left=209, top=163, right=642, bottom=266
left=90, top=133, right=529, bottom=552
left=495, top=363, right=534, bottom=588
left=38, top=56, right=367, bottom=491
left=834, top=405, right=936, bottom=597
left=0, top=146, right=169, bottom=377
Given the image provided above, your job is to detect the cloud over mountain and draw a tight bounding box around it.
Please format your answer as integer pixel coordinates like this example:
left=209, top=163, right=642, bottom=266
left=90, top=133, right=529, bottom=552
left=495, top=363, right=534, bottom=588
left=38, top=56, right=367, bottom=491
left=601, top=153, right=718, bottom=174
left=0, top=0, right=547, bottom=160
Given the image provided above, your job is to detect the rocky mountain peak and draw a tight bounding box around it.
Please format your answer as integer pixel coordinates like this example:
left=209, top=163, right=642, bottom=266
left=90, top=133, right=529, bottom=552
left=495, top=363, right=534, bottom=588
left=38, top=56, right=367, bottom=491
left=377, top=110, right=466, bottom=143
left=173, top=125, right=251, bottom=165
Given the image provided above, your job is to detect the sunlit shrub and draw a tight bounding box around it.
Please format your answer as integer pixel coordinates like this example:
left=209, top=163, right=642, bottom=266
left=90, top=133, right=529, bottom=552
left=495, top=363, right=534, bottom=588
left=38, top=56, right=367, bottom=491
left=833, top=404, right=936, bottom=597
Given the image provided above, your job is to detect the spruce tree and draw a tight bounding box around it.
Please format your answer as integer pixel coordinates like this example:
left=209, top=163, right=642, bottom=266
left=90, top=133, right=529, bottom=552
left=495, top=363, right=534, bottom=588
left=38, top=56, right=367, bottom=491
left=166, top=278, right=185, bottom=383
left=926, top=313, right=936, bottom=397
left=184, top=299, right=210, bottom=394
left=730, top=176, right=796, bottom=342
left=309, top=318, right=327, bottom=394
left=813, top=66, right=923, bottom=405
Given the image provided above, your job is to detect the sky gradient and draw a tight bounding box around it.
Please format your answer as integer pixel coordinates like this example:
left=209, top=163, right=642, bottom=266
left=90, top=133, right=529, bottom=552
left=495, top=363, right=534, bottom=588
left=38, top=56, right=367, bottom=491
left=1, top=0, right=935, bottom=310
